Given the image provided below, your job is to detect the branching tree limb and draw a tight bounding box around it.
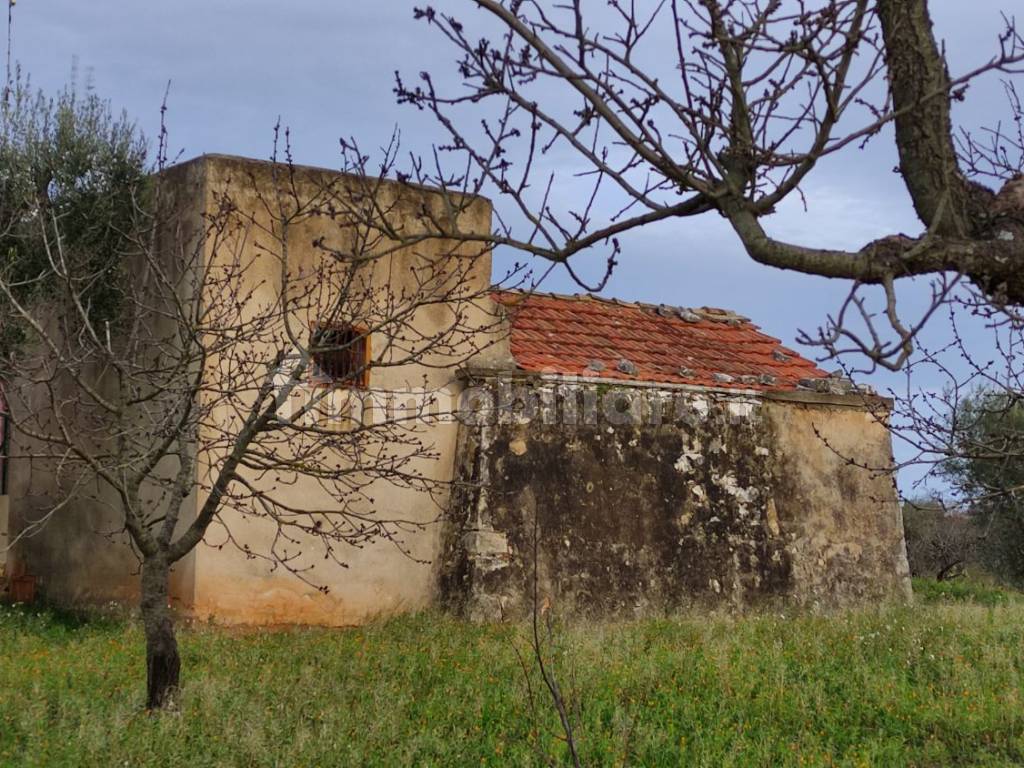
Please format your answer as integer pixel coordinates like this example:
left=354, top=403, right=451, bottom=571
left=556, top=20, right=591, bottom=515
left=398, top=0, right=1024, bottom=369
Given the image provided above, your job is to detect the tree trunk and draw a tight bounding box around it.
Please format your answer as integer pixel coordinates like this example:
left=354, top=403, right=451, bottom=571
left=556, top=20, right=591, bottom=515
left=877, top=0, right=973, bottom=237
left=936, top=560, right=964, bottom=582
left=140, top=555, right=180, bottom=709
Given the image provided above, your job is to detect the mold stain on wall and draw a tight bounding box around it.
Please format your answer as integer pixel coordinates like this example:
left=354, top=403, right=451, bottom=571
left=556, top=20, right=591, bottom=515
left=442, top=379, right=911, bottom=620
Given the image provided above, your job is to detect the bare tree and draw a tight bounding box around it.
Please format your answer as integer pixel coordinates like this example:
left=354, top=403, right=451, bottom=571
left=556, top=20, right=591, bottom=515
left=385, top=1, right=1024, bottom=585
left=513, top=507, right=583, bottom=767
left=1, top=98, right=505, bottom=707
left=902, top=498, right=976, bottom=580
left=886, top=302, right=1024, bottom=583
left=393, top=0, right=1024, bottom=370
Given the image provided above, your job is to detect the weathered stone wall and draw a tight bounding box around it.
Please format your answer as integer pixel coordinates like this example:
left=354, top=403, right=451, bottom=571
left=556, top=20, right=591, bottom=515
left=441, top=377, right=910, bottom=619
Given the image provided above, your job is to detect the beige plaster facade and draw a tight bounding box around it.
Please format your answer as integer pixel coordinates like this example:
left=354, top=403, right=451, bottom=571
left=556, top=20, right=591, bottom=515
left=761, top=393, right=912, bottom=605
left=4, top=154, right=510, bottom=623
left=183, top=155, right=512, bottom=624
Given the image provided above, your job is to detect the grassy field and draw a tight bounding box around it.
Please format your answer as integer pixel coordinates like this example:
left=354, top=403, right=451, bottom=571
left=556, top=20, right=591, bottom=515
left=1, top=580, right=1023, bottom=767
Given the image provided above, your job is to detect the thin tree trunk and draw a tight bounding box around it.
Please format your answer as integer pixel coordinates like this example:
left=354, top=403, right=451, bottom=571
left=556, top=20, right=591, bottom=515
left=140, top=555, right=180, bottom=709
left=936, top=560, right=964, bottom=581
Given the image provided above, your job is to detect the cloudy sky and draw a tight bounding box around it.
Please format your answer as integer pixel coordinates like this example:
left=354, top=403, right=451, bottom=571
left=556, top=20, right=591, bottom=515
left=7, top=1, right=1016, bottom=490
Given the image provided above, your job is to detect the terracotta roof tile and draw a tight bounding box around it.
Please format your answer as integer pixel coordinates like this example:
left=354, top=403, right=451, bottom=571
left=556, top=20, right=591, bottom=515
left=495, top=291, right=827, bottom=391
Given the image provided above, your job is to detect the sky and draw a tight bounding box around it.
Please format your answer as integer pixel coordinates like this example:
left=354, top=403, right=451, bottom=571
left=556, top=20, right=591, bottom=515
left=6, top=1, right=1018, bottom=493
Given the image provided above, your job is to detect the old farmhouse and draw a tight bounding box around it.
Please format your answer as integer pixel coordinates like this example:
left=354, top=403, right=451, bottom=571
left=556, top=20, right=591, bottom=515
left=0, top=155, right=911, bottom=623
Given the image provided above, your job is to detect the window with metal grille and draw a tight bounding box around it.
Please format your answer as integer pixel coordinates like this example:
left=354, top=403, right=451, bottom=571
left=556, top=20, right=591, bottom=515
left=310, top=324, right=369, bottom=388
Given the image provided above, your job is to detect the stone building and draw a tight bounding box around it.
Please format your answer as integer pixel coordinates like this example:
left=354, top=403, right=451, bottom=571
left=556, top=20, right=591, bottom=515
left=0, top=155, right=911, bottom=623
left=443, top=292, right=912, bottom=618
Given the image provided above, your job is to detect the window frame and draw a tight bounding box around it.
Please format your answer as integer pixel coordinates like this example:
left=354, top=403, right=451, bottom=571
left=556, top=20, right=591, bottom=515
left=308, top=322, right=371, bottom=390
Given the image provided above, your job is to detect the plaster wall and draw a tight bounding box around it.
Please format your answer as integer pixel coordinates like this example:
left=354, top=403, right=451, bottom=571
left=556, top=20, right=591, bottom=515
left=183, top=155, right=507, bottom=625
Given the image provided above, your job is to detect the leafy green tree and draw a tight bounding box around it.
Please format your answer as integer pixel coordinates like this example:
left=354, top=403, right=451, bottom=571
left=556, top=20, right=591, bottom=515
left=0, top=72, right=149, bottom=358
left=941, top=392, right=1024, bottom=585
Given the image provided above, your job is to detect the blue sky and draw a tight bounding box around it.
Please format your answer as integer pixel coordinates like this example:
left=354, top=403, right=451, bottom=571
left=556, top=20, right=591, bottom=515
left=8, top=1, right=1016, bottom=493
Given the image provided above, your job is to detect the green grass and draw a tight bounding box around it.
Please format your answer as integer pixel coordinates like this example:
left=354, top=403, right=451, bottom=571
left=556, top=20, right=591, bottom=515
left=2, top=584, right=1023, bottom=767
left=911, top=575, right=1020, bottom=607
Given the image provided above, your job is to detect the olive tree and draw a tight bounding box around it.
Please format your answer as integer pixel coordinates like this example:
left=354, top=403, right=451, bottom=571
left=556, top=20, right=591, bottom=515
left=936, top=391, right=1024, bottom=584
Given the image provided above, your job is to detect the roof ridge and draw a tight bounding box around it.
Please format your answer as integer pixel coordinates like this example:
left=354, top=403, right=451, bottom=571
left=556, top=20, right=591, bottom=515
left=493, top=288, right=751, bottom=324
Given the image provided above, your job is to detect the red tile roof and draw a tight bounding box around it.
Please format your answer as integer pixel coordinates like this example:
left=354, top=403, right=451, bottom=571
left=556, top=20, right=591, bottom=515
left=495, top=291, right=827, bottom=391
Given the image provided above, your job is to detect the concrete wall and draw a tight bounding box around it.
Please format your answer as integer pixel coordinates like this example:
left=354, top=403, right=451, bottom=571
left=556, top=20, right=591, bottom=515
left=441, top=377, right=910, bottom=619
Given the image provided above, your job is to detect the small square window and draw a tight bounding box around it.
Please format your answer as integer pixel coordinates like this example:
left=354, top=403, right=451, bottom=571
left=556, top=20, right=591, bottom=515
left=310, top=324, right=370, bottom=389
